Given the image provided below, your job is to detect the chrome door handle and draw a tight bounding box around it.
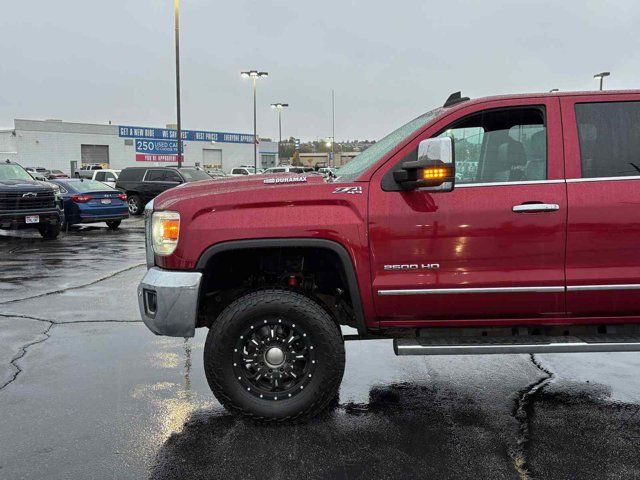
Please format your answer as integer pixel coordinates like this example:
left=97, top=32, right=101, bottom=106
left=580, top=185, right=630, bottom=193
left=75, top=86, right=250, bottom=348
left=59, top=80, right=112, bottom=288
left=512, top=203, right=560, bottom=213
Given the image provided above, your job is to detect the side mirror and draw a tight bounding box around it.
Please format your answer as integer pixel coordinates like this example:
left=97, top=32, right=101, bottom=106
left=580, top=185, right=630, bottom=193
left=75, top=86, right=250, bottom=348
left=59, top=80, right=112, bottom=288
left=393, top=137, right=455, bottom=192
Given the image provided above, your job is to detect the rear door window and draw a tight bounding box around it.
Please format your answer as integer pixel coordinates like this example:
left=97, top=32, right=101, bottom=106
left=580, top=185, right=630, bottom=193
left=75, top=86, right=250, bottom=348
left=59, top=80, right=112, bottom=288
left=144, top=169, right=165, bottom=182
left=164, top=171, right=182, bottom=183
left=575, top=101, right=640, bottom=178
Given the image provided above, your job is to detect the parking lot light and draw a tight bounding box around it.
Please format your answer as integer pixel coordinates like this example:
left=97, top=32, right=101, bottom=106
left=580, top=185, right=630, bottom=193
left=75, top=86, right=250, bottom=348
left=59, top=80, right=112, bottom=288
left=270, top=103, right=289, bottom=164
left=594, top=71, right=610, bottom=90
left=241, top=70, right=269, bottom=172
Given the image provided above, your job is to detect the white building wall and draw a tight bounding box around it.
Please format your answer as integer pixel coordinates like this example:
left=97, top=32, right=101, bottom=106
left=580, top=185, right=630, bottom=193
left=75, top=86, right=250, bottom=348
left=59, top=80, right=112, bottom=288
left=0, top=130, right=18, bottom=162
left=9, top=119, right=277, bottom=173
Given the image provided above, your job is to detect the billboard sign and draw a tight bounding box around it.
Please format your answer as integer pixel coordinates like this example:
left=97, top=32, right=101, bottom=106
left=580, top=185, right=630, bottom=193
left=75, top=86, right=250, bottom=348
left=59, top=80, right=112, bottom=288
left=119, top=125, right=254, bottom=144
left=134, top=139, right=183, bottom=162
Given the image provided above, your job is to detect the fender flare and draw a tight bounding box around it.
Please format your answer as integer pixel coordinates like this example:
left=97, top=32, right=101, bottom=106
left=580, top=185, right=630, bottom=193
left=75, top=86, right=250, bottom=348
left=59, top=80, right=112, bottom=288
left=196, top=238, right=367, bottom=336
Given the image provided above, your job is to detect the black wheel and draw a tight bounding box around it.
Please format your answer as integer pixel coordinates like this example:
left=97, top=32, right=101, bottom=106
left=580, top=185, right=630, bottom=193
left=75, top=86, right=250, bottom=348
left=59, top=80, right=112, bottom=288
left=38, top=223, right=60, bottom=240
left=127, top=195, right=143, bottom=216
left=204, top=289, right=345, bottom=422
left=106, top=220, right=121, bottom=230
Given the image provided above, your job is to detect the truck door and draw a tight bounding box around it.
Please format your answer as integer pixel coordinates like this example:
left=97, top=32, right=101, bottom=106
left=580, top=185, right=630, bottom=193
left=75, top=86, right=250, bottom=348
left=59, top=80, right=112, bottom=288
left=368, top=98, right=567, bottom=324
left=561, top=94, right=640, bottom=316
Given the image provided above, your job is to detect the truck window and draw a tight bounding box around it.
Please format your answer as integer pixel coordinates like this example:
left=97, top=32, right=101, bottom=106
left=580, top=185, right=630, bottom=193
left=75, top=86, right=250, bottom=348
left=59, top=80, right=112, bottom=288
left=438, top=107, right=546, bottom=184
left=94, top=171, right=105, bottom=181
left=575, top=101, right=640, bottom=178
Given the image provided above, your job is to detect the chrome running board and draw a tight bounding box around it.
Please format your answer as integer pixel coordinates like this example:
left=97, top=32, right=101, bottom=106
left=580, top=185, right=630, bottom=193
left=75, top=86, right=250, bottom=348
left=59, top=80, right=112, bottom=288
left=394, top=335, right=640, bottom=355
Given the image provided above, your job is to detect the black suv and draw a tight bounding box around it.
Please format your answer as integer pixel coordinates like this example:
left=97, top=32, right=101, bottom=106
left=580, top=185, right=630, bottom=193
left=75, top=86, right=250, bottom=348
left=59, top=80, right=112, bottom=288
left=115, top=166, right=211, bottom=215
left=0, top=160, right=64, bottom=239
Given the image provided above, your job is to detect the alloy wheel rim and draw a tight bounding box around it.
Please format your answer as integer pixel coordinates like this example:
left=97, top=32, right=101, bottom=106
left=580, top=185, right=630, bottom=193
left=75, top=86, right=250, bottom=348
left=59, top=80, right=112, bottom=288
left=232, top=318, right=316, bottom=400
left=128, top=198, right=138, bottom=214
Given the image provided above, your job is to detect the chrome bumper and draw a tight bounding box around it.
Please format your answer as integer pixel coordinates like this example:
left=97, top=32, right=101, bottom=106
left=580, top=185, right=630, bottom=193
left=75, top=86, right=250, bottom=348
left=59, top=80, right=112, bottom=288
left=137, top=267, right=202, bottom=337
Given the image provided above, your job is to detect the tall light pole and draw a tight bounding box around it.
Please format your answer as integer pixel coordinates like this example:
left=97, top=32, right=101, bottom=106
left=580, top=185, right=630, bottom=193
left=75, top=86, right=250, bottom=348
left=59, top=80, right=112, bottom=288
left=270, top=103, right=289, bottom=165
left=174, top=0, right=182, bottom=167
left=241, top=70, right=268, bottom=172
left=331, top=89, right=335, bottom=167
left=594, top=71, right=610, bottom=91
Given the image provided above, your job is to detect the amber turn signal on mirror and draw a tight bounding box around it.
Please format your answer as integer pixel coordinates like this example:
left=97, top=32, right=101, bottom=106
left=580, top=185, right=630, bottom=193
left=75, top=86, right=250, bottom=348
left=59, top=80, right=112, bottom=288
left=421, top=166, right=454, bottom=181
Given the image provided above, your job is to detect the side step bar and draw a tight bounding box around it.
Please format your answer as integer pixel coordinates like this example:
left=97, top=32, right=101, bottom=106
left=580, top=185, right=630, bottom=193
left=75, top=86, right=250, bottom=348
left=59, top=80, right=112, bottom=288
left=394, top=336, right=640, bottom=355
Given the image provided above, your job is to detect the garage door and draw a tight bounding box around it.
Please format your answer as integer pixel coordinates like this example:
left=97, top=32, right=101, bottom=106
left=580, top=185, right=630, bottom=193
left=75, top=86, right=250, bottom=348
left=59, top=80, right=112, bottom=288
left=203, top=149, right=222, bottom=169
left=81, top=145, right=109, bottom=167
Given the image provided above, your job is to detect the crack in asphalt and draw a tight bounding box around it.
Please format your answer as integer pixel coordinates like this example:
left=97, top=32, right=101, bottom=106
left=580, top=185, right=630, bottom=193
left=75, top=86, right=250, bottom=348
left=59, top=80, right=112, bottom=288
left=0, top=314, right=141, bottom=394
left=0, top=320, right=54, bottom=392
left=509, top=354, right=554, bottom=480
left=0, top=262, right=145, bottom=306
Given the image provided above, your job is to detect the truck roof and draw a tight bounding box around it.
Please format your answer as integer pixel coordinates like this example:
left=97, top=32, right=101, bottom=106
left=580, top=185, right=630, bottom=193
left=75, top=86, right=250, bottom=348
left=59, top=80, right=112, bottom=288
left=445, top=89, right=640, bottom=110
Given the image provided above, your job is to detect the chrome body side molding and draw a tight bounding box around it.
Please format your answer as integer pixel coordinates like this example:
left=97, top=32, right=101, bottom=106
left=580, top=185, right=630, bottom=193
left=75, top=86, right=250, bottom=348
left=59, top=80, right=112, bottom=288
left=379, top=284, right=640, bottom=296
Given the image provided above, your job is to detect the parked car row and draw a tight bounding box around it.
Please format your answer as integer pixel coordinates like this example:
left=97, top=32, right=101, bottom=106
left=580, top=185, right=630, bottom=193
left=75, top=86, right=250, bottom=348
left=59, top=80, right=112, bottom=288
left=24, top=167, right=70, bottom=180
left=225, top=165, right=335, bottom=177
left=0, top=160, right=129, bottom=239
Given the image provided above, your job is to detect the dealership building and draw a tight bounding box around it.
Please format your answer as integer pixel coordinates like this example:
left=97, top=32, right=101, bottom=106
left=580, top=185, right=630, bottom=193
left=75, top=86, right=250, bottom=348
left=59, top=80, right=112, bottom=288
left=0, top=119, right=278, bottom=174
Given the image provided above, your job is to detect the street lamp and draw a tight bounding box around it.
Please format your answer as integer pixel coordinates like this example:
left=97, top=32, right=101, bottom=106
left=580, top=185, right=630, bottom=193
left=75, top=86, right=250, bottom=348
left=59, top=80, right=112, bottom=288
left=241, top=70, right=268, bottom=172
left=174, top=0, right=182, bottom=167
left=594, top=71, right=610, bottom=91
left=270, top=103, right=289, bottom=164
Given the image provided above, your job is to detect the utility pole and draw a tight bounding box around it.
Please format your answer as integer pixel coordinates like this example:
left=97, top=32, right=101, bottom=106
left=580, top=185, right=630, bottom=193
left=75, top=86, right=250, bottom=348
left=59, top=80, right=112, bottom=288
left=174, top=0, right=182, bottom=167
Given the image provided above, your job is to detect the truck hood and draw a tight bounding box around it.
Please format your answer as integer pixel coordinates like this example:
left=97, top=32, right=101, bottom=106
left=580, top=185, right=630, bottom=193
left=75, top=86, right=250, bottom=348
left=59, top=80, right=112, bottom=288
left=155, top=173, right=328, bottom=210
left=0, top=179, right=53, bottom=192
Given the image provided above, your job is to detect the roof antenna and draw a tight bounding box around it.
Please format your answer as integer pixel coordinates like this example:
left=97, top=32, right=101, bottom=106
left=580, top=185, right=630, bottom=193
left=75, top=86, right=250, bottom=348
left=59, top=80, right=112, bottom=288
left=443, top=91, right=470, bottom=108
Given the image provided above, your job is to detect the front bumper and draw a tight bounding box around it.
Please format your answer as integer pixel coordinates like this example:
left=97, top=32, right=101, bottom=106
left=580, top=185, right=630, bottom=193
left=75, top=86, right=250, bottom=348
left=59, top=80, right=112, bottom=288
left=0, top=208, right=63, bottom=229
left=137, top=267, right=202, bottom=337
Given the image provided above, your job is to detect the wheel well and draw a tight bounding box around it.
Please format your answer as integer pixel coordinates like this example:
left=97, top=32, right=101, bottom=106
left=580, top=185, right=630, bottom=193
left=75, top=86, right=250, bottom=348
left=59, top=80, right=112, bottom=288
left=197, top=246, right=358, bottom=330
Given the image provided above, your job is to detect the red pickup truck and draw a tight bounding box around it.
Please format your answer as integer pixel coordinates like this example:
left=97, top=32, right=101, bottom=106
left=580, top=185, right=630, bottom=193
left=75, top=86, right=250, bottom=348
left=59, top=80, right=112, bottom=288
left=138, top=90, right=640, bottom=421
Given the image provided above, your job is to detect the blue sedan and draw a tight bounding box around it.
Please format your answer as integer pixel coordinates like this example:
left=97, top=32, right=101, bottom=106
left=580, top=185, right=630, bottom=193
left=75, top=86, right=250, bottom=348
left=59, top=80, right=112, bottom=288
left=48, top=179, right=129, bottom=229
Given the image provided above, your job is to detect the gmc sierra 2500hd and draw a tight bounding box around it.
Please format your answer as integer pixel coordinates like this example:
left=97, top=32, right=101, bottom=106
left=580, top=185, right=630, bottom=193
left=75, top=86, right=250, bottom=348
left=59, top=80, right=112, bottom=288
left=139, top=90, right=640, bottom=421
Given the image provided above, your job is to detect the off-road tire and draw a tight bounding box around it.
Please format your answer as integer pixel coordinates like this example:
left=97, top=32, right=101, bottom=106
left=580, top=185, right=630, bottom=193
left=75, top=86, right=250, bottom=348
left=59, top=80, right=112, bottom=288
left=106, top=220, right=121, bottom=230
left=38, top=223, right=60, bottom=240
left=127, top=195, right=143, bottom=216
left=204, top=289, right=345, bottom=423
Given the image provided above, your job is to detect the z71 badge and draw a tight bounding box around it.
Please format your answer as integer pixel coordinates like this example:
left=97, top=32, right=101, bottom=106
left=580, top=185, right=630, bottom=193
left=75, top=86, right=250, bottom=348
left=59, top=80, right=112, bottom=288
left=333, top=186, right=363, bottom=195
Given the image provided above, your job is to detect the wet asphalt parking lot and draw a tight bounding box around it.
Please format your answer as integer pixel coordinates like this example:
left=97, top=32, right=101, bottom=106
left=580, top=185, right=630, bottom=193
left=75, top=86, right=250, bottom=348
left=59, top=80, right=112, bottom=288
left=1, top=221, right=640, bottom=480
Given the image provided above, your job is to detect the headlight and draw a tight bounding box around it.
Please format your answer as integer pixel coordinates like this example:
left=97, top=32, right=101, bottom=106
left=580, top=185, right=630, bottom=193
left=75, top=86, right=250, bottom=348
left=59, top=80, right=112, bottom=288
left=151, top=211, right=180, bottom=256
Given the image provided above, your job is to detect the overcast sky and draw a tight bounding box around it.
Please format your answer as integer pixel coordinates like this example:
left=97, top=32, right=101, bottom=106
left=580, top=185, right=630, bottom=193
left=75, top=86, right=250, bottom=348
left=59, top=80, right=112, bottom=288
left=1, top=0, right=639, bottom=141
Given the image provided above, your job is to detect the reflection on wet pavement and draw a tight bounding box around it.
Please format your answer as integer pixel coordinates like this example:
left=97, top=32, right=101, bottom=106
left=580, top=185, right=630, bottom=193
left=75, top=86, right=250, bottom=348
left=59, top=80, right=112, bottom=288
left=0, top=221, right=145, bottom=303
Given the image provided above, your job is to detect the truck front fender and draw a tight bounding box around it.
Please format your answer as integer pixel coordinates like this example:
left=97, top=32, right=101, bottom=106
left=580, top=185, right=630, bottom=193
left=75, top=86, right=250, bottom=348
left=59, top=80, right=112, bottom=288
left=195, top=238, right=367, bottom=336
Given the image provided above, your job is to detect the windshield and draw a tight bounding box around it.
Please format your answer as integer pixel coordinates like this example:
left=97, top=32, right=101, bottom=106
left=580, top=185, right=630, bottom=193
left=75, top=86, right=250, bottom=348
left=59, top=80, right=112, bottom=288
left=0, top=164, right=35, bottom=181
left=335, top=108, right=442, bottom=181
left=179, top=168, right=213, bottom=182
